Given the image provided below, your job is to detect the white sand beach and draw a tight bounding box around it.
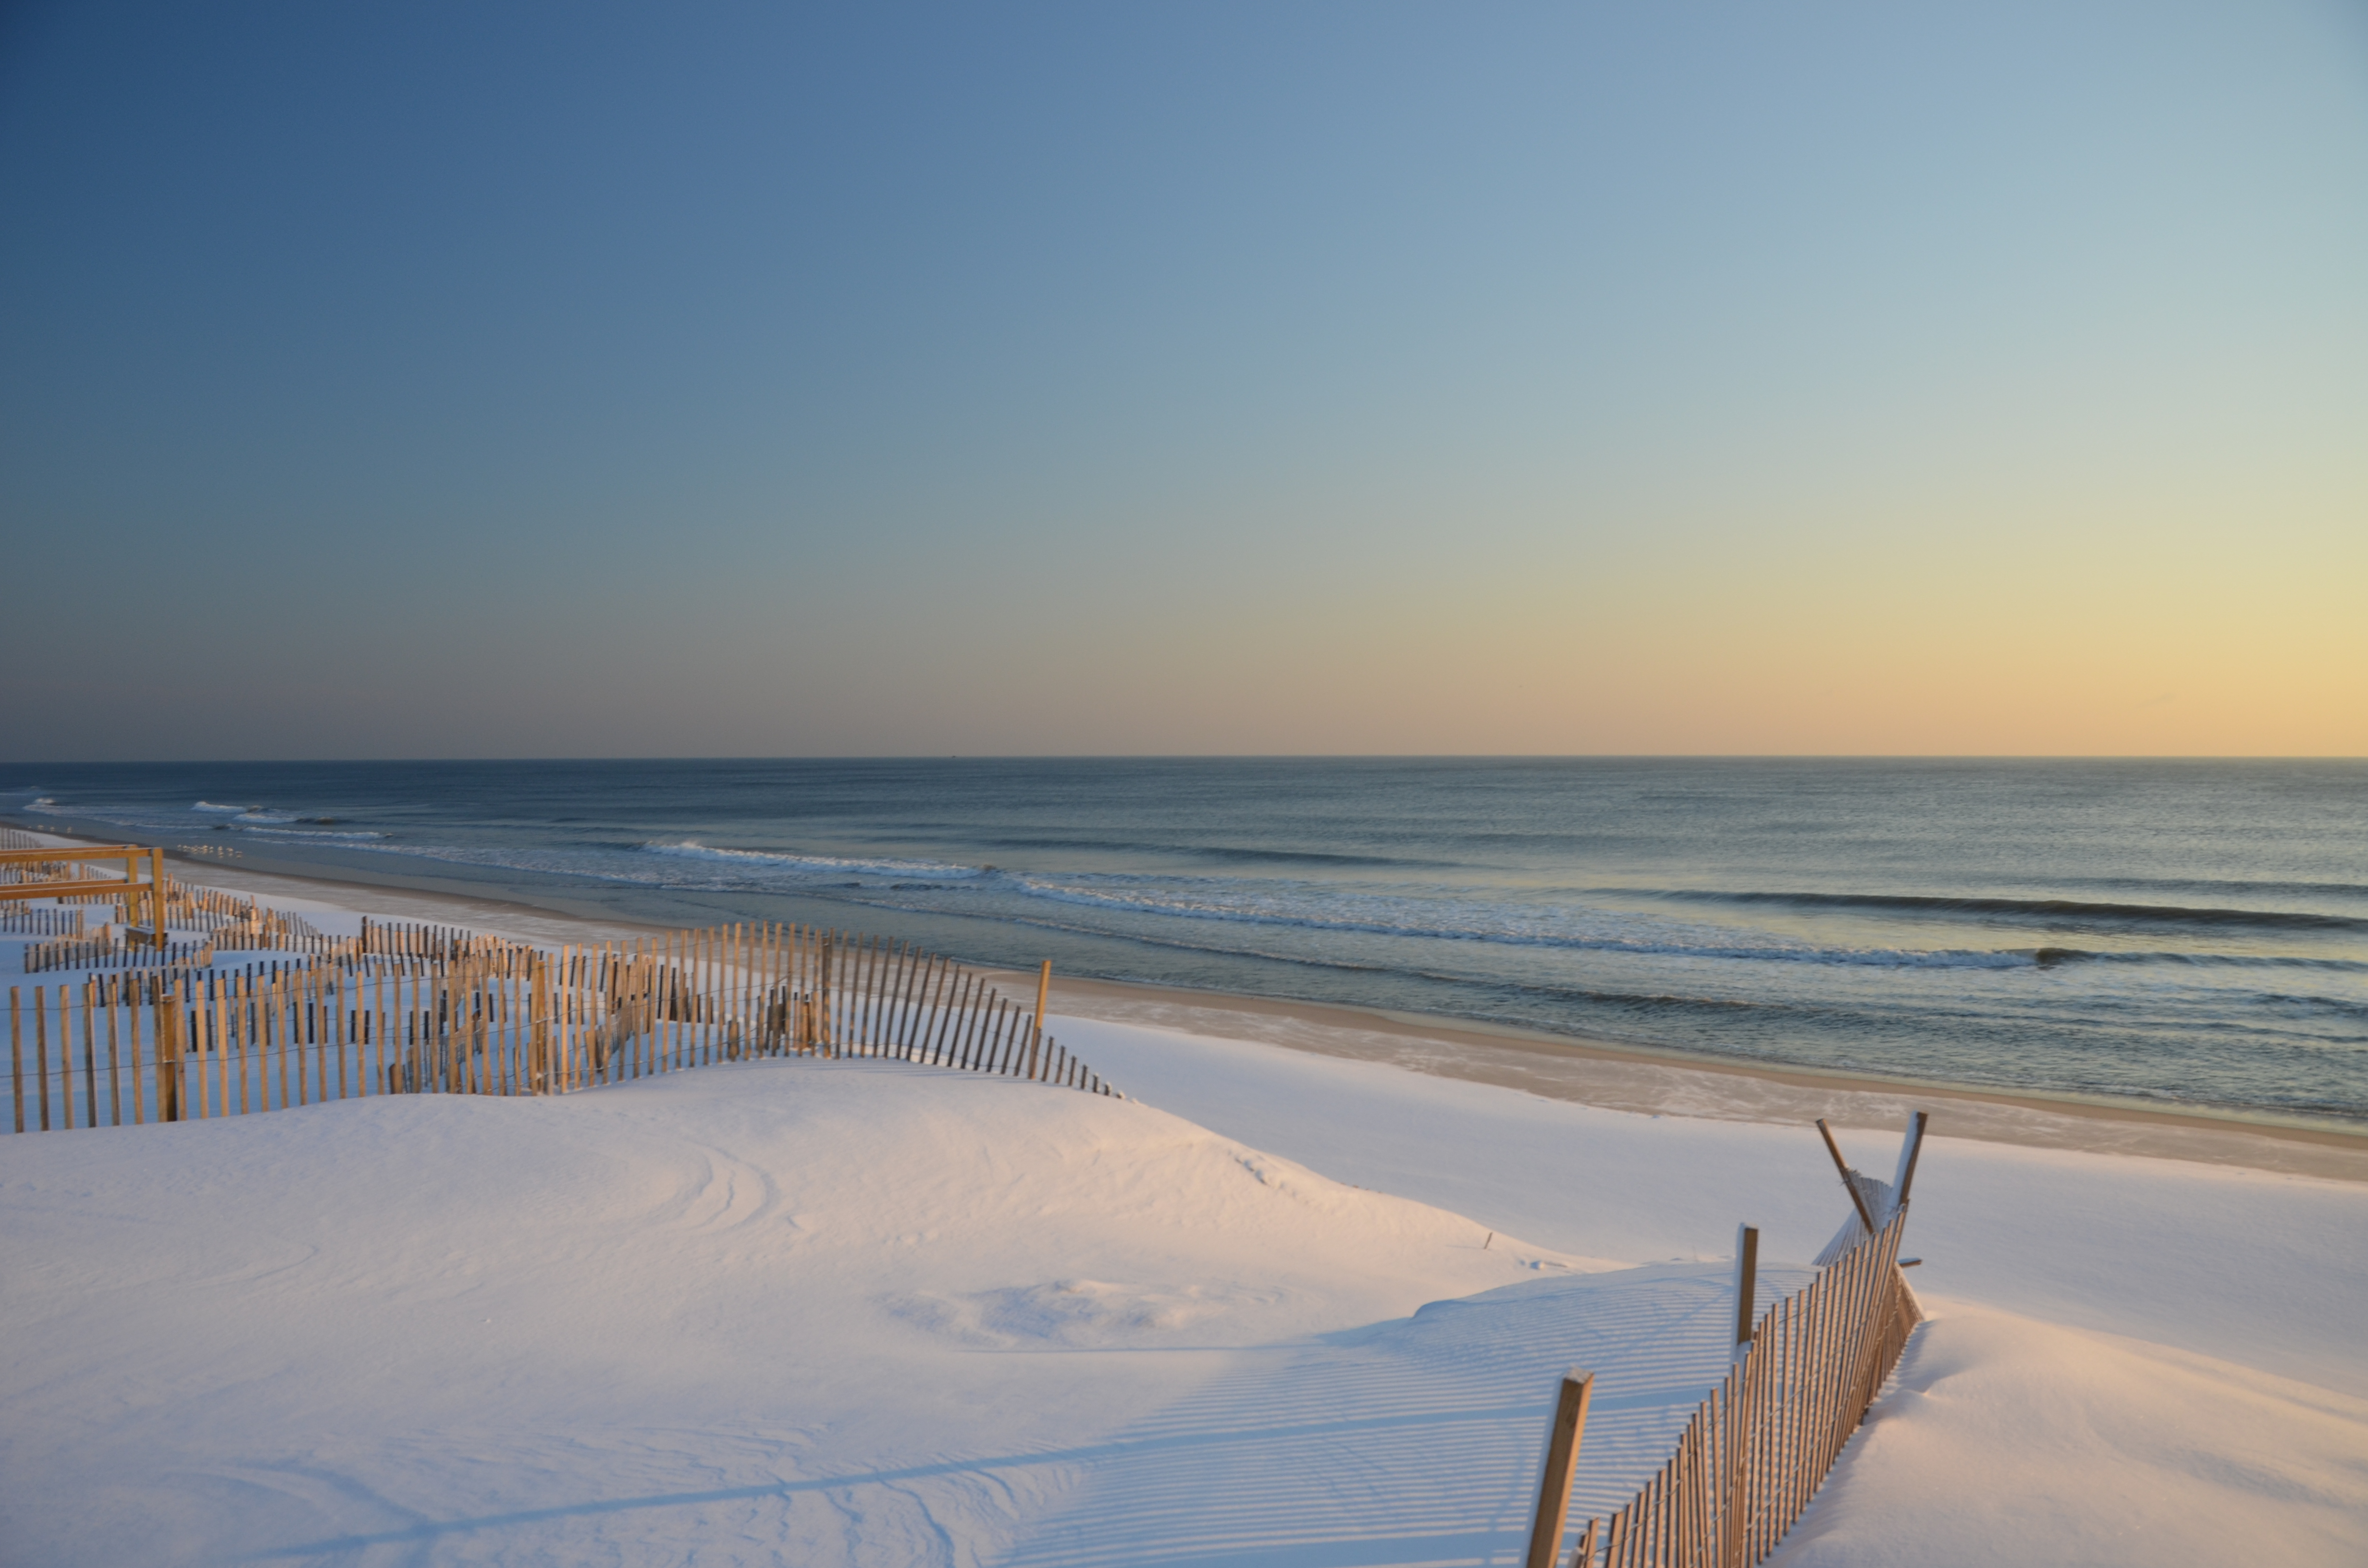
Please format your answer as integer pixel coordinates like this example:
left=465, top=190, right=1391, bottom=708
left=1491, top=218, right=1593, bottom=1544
left=4, top=858, right=2365, bottom=1565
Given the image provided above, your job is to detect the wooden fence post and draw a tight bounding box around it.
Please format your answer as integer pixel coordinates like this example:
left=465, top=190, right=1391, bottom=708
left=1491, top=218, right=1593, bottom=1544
left=157, top=980, right=182, bottom=1122
left=1816, top=1118, right=1877, bottom=1237
left=532, top=952, right=550, bottom=1093
left=1031, top=959, right=1050, bottom=1080
left=1526, top=1369, right=1594, bottom=1568
left=1733, top=1224, right=1759, bottom=1349
left=1892, top=1111, right=1929, bottom=1207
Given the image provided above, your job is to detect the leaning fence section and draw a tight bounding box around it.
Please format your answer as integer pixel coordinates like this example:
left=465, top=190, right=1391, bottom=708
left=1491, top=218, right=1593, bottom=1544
left=1591, top=1210, right=1917, bottom=1567
left=1524, top=1203, right=1922, bottom=1568
left=8, top=915, right=1119, bottom=1135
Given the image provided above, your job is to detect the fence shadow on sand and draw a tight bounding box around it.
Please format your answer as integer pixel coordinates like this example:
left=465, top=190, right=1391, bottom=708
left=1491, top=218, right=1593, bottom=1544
left=998, top=1261, right=1813, bottom=1568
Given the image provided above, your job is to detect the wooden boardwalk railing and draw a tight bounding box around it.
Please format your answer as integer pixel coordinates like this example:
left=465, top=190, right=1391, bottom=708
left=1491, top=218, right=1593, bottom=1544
left=7, top=913, right=1120, bottom=1134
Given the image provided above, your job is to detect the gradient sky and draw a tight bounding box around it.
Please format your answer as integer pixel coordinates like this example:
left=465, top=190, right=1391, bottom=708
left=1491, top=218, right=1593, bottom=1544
left=3, top=2, right=2363, bottom=760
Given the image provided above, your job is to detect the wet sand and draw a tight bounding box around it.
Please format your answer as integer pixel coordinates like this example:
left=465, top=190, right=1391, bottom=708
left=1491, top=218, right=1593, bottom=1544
left=980, top=968, right=2368, bottom=1184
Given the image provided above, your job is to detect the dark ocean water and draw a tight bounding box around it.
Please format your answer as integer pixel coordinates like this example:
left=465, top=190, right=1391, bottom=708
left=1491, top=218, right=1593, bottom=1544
left=8, top=759, right=2364, bottom=1125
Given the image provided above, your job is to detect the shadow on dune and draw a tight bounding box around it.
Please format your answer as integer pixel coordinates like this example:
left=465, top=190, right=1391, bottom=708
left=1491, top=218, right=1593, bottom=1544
left=258, top=1262, right=1801, bottom=1566
left=994, top=1261, right=1809, bottom=1568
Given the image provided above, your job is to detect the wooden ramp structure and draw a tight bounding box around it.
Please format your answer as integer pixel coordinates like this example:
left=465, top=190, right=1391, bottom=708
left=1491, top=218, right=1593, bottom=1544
left=1, top=844, right=167, bottom=945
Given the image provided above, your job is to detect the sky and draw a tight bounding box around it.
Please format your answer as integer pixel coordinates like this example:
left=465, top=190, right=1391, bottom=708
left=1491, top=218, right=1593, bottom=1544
left=2, top=1, right=2363, bottom=760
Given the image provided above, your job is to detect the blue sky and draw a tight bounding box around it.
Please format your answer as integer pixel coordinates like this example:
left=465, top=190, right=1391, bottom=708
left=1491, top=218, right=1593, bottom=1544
left=4, top=2, right=2363, bottom=758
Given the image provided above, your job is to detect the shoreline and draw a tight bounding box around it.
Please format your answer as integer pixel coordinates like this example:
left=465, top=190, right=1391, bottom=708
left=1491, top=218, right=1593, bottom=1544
left=32, top=827, right=2368, bottom=1183
left=983, top=968, right=2368, bottom=1183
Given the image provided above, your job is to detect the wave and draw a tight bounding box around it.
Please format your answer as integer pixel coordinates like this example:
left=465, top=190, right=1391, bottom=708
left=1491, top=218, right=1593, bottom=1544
left=2064, top=876, right=2368, bottom=903
left=1626, top=888, right=2368, bottom=934
left=2032, top=947, right=2368, bottom=974
left=969, top=834, right=1444, bottom=869
left=639, top=841, right=983, bottom=881
left=1000, top=876, right=2038, bottom=970
left=820, top=889, right=1808, bottom=1022
left=238, top=827, right=386, bottom=842
left=190, top=801, right=304, bottom=825
left=1184, top=845, right=1438, bottom=869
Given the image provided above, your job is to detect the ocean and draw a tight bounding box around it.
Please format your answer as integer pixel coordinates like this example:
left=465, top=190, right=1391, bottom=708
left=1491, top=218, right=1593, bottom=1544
left=8, top=758, right=2364, bottom=1127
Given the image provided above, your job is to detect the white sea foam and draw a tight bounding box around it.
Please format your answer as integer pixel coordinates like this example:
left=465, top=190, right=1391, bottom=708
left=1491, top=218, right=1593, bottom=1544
left=239, top=827, right=386, bottom=841
left=641, top=841, right=981, bottom=881
left=191, top=801, right=248, bottom=813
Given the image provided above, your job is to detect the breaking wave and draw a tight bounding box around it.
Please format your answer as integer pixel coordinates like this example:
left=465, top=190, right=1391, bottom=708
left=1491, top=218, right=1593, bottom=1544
left=238, top=826, right=386, bottom=841
left=639, top=841, right=983, bottom=882
left=1628, top=888, right=2368, bottom=934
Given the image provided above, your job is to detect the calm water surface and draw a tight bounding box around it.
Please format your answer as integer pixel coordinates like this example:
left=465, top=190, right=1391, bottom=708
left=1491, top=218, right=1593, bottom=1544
left=8, top=759, right=2364, bottom=1125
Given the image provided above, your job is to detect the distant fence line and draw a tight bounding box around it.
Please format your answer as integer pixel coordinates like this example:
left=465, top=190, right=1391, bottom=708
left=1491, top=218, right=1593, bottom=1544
left=9, top=911, right=1118, bottom=1133
left=0, top=907, right=85, bottom=938
left=25, top=936, right=216, bottom=975
left=18, top=878, right=340, bottom=972
left=0, top=860, right=117, bottom=887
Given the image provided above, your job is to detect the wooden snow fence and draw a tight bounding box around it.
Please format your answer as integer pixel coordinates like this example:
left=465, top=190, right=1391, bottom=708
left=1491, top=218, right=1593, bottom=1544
left=1525, top=1127, right=1928, bottom=1568
left=6, top=919, right=1119, bottom=1135
left=0, top=906, right=85, bottom=938
left=205, top=906, right=330, bottom=953
left=25, top=934, right=215, bottom=974
left=17, top=876, right=337, bottom=970
left=164, top=883, right=266, bottom=929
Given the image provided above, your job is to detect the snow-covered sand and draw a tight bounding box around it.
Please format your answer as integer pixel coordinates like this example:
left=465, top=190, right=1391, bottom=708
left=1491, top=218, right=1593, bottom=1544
left=4, top=866, right=2366, bottom=1565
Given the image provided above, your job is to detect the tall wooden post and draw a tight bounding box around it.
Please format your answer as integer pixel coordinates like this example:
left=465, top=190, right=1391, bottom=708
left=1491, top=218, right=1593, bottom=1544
left=1526, top=1369, right=1594, bottom=1568
left=157, top=980, right=183, bottom=1123
left=1816, top=1118, right=1878, bottom=1237
left=1891, top=1111, right=1929, bottom=1208
left=148, top=846, right=165, bottom=948
left=531, top=953, right=551, bottom=1093
left=1030, top=960, right=1050, bottom=1080
left=1734, top=1224, right=1760, bottom=1348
